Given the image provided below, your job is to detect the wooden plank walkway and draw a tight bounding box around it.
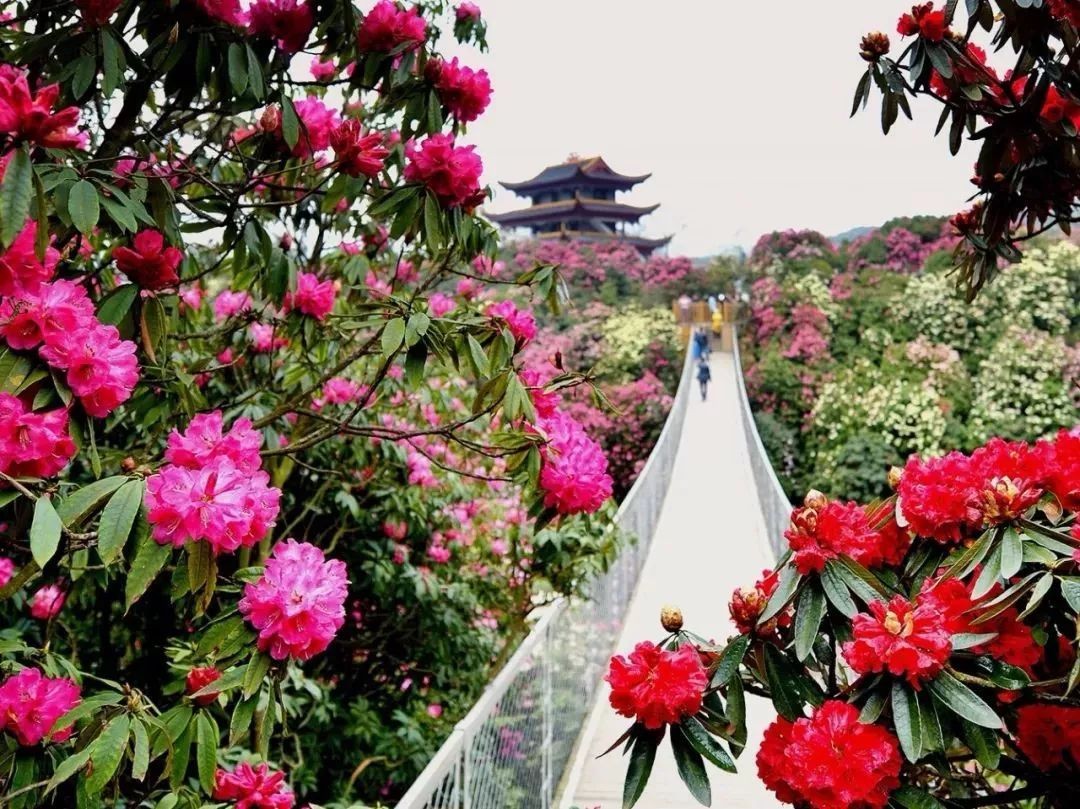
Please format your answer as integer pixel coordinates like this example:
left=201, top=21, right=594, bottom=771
left=562, top=353, right=782, bottom=809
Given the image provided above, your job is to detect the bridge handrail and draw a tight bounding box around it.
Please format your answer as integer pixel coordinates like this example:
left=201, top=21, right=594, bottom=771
left=395, top=337, right=697, bottom=809
left=731, top=324, right=793, bottom=558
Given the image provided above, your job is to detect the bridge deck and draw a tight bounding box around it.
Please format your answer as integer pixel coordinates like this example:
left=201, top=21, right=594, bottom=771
left=562, top=352, right=781, bottom=809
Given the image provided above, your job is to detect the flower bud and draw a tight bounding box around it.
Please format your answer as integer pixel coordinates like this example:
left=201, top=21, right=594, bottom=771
left=887, top=466, right=904, bottom=490
left=260, top=104, right=282, bottom=132
left=660, top=604, right=684, bottom=632
left=185, top=666, right=222, bottom=706
left=859, top=31, right=890, bottom=62
left=803, top=489, right=828, bottom=511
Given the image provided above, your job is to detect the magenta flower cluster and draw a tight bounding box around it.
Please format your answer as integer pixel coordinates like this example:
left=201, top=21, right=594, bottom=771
left=0, top=668, right=80, bottom=747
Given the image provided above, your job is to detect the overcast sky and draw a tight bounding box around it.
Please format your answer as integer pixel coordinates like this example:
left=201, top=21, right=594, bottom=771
left=444, top=0, right=980, bottom=257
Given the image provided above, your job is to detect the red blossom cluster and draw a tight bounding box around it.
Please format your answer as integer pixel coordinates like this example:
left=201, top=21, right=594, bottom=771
left=113, top=229, right=184, bottom=291
left=896, top=3, right=949, bottom=42
left=427, top=57, right=493, bottom=124
left=785, top=494, right=909, bottom=574
left=404, top=133, right=485, bottom=209
left=729, top=567, right=791, bottom=637
left=606, top=641, right=707, bottom=729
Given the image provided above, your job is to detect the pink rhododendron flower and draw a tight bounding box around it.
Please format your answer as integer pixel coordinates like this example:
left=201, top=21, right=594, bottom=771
left=191, top=0, right=246, bottom=26
left=165, top=410, right=263, bottom=473
left=39, top=322, right=139, bottom=417
left=427, top=58, right=492, bottom=123
left=29, top=584, right=65, bottom=620
left=357, top=0, right=427, bottom=53
left=213, top=762, right=295, bottom=809
left=535, top=411, right=613, bottom=515
left=314, top=377, right=365, bottom=409
left=0, top=67, right=81, bottom=148
left=486, top=299, right=536, bottom=345
left=0, top=220, right=59, bottom=297
left=239, top=539, right=348, bottom=661
left=214, top=290, right=253, bottom=321
left=249, top=322, right=288, bottom=353
left=179, top=284, right=204, bottom=311
left=310, top=56, right=337, bottom=81
left=0, top=393, right=77, bottom=478
left=247, top=0, right=314, bottom=53
left=407, top=450, right=438, bottom=487
left=330, top=120, right=388, bottom=178
left=0, top=557, right=12, bottom=588
left=113, top=229, right=184, bottom=290
left=284, top=272, right=336, bottom=320
left=0, top=668, right=80, bottom=746
left=428, top=292, right=455, bottom=316
left=404, top=134, right=484, bottom=209
left=427, top=703, right=443, bottom=718
left=269, top=97, right=339, bottom=158
left=455, top=1, right=481, bottom=21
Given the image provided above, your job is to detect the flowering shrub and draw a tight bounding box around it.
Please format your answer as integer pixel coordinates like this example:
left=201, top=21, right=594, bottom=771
left=608, top=433, right=1080, bottom=808
left=0, top=3, right=624, bottom=806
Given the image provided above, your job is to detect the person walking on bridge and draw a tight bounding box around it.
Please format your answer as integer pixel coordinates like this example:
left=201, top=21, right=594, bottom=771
left=696, top=356, right=711, bottom=402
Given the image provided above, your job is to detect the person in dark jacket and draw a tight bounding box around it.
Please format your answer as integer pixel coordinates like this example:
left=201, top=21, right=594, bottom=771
left=696, top=357, right=711, bottom=401
left=693, top=327, right=710, bottom=361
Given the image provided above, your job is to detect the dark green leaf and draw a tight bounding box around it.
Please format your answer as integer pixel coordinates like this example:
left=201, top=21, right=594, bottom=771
left=622, top=727, right=659, bottom=809
left=670, top=725, right=711, bottom=806
left=1, top=147, right=33, bottom=246
left=45, top=749, right=91, bottom=794
left=890, top=785, right=945, bottom=809
left=927, top=671, right=1001, bottom=728
left=819, top=562, right=857, bottom=617
left=125, top=512, right=171, bottom=611
left=30, top=496, right=63, bottom=568
left=85, top=713, right=130, bottom=794
left=794, top=582, right=826, bottom=662
left=1000, top=528, right=1022, bottom=579
left=680, top=716, right=736, bottom=773
left=97, top=479, right=144, bottom=565
left=281, top=96, right=299, bottom=149
left=56, top=476, right=126, bottom=526
left=195, top=712, right=218, bottom=794
left=758, top=563, right=800, bottom=625
left=710, top=634, right=749, bottom=689
left=227, top=43, right=248, bottom=96
left=764, top=645, right=804, bottom=721
left=130, top=719, right=150, bottom=781
left=960, top=719, right=1000, bottom=769
left=68, top=179, right=100, bottom=234
left=97, top=284, right=139, bottom=326
left=891, top=682, right=922, bottom=762
left=243, top=651, right=272, bottom=698
left=381, top=317, right=406, bottom=356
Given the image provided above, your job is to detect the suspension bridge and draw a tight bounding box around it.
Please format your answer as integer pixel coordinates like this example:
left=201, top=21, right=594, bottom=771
left=397, top=326, right=791, bottom=809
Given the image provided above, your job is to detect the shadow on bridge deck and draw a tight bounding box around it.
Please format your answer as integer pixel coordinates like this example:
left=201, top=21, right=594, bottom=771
left=560, top=351, right=782, bottom=809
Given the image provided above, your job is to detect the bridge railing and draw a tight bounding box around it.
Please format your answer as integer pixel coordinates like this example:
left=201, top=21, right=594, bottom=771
left=732, top=325, right=792, bottom=558
left=395, top=341, right=697, bottom=809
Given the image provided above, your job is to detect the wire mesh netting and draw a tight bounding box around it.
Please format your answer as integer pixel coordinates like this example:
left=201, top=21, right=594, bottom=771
left=395, top=341, right=703, bottom=809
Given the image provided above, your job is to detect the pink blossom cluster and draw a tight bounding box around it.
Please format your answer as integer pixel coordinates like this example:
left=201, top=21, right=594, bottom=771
left=239, top=538, right=348, bottom=661
left=509, top=239, right=695, bottom=291
left=0, top=223, right=139, bottom=417
left=330, top=120, right=388, bottom=178
left=247, top=0, right=314, bottom=53
left=407, top=449, right=438, bottom=487
left=249, top=322, right=288, bottom=353
left=749, top=277, right=784, bottom=342
left=145, top=411, right=281, bottom=553
left=404, top=134, right=484, bottom=209
left=486, top=299, right=536, bottom=345
left=0, top=393, right=75, bottom=478
left=0, top=668, right=81, bottom=746
left=260, top=96, right=339, bottom=159
left=314, top=377, right=367, bottom=409
left=29, top=583, right=66, bottom=620
left=0, top=557, right=13, bottom=588
left=357, top=0, right=427, bottom=52
left=0, top=64, right=82, bottom=149
left=781, top=304, right=830, bottom=364
left=428, top=291, right=456, bottom=316
left=426, top=57, right=493, bottom=123
left=213, top=289, right=253, bottom=321
left=455, top=2, right=482, bottom=21
left=284, top=271, right=336, bottom=320
left=749, top=229, right=836, bottom=267
left=213, top=761, right=295, bottom=809
left=535, top=410, right=613, bottom=515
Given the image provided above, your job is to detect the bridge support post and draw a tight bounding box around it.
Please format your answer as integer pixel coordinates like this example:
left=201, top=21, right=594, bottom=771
left=541, top=618, right=554, bottom=809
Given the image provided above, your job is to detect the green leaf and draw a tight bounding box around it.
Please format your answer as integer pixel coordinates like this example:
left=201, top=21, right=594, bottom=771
left=45, top=748, right=91, bottom=794
left=68, top=179, right=100, bottom=234
left=229, top=694, right=258, bottom=745
left=794, top=582, right=826, bottom=662
left=97, top=479, right=144, bottom=565
left=97, top=284, right=139, bottom=326
left=85, top=713, right=130, bottom=794
left=381, top=317, right=406, bottom=356
left=243, top=651, right=272, bottom=698
left=124, top=512, right=171, bottom=611
left=72, top=53, right=96, bottom=98
left=227, top=43, right=248, bottom=96
left=764, top=645, right=804, bottom=721
left=670, top=724, right=711, bottom=806
left=710, top=634, right=749, bottom=689
left=130, top=719, right=150, bottom=781
left=891, top=682, right=922, bottom=763
left=168, top=718, right=193, bottom=789
left=1000, top=528, right=1023, bottom=579
left=423, top=191, right=444, bottom=250
left=960, top=718, right=1000, bottom=769
left=195, top=712, right=218, bottom=794
left=757, top=563, right=800, bottom=625
left=680, top=716, right=736, bottom=773
left=1, top=147, right=33, bottom=246
left=917, top=690, right=944, bottom=753
left=890, top=785, right=945, bottom=809
left=57, top=476, right=127, bottom=526
left=819, top=561, right=857, bottom=617
left=622, top=727, right=659, bottom=809
left=280, top=96, right=299, bottom=149
left=187, top=538, right=213, bottom=593
left=927, top=671, right=1001, bottom=729
left=971, top=540, right=1002, bottom=599
left=30, top=496, right=63, bottom=568
left=1060, top=577, right=1080, bottom=613
left=404, top=341, right=428, bottom=387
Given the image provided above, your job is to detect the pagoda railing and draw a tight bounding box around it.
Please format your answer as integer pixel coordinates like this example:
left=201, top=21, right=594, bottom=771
left=394, top=340, right=696, bottom=809
left=732, top=324, right=793, bottom=558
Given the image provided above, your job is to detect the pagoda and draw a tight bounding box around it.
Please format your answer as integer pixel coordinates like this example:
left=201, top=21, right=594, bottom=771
left=486, top=155, right=672, bottom=255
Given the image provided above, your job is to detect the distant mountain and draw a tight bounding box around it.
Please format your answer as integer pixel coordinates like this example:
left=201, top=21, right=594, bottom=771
left=831, top=225, right=875, bottom=245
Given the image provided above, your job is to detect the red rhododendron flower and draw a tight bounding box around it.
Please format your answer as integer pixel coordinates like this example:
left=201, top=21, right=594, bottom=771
left=191, top=0, right=245, bottom=27
left=929, top=43, right=995, bottom=99
left=239, top=539, right=349, bottom=661
left=1039, top=84, right=1080, bottom=130
left=357, top=0, right=426, bottom=53
left=968, top=437, right=1047, bottom=524
left=1037, top=428, right=1080, bottom=511
left=283, top=271, right=336, bottom=320
left=785, top=497, right=909, bottom=574
left=330, top=120, right=388, bottom=178
left=74, top=0, right=122, bottom=26
left=0, top=219, right=59, bottom=297
left=0, top=393, right=76, bottom=478
left=113, top=229, right=184, bottom=290
left=1049, top=0, right=1080, bottom=28
left=214, top=761, right=295, bottom=809
left=729, top=568, right=790, bottom=637
left=534, top=410, right=613, bottom=515
left=185, top=666, right=223, bottom=706
left=606, top=641, right=707, bottom=729
left=456, top=1, right=481, bottom=21
left=404, top=133, right=484, bottom=209
left=0, top=67, right=81, bottom=148
left=757, top=700, right=902, bottom=809
left=896, top=3, right=947, bottom=41
left=0, top=668, right=81, bottom=746
left=427, top=57, right=493, bottom=123
left=897, top=450, right=983, bottom=543
left=1013, top=703, right=1080, bottom=771
left=843, top=593, right=952, bottom=687
left=247, top=0, right=314, bottom=53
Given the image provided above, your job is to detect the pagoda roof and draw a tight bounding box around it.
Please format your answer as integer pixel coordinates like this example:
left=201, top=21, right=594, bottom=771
left=500, top=156, right=651, bottom=196
left=486, top=193, right=660, bottom=226
left=533, top=229, right=673, bottom=254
